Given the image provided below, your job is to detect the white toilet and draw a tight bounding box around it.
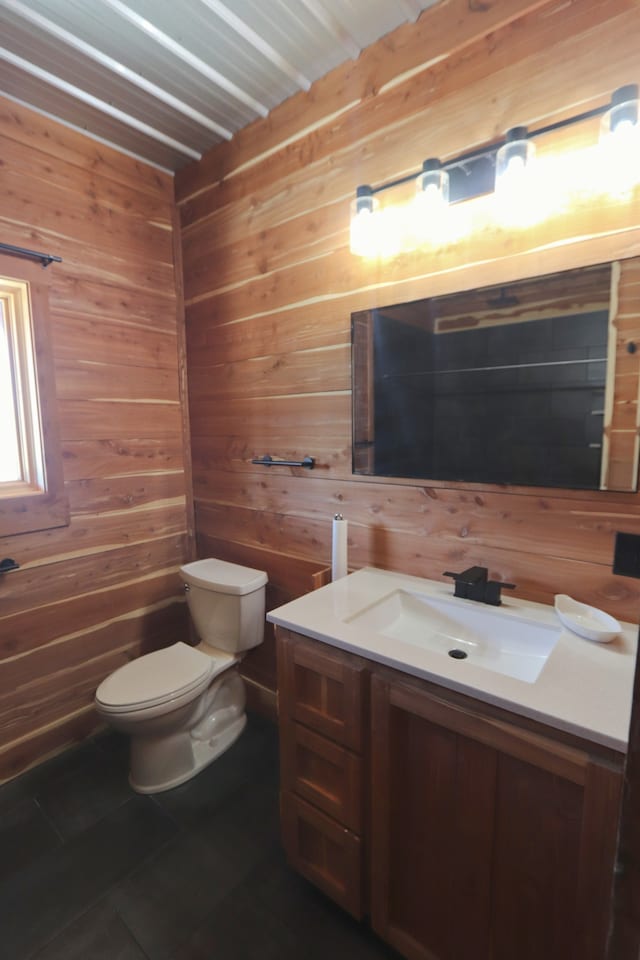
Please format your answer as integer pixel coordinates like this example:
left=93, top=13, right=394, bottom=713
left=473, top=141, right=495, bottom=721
left=95, top=557, right=268, bottom=794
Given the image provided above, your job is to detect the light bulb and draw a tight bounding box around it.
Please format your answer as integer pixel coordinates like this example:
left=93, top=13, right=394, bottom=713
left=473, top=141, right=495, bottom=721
left=350, top=185, right=380, bottom=257
left=494, top=127, right=537, bottom=226
left=411, top=158, right=450, bottom=245
left=600, top=85, right=640, bottom=197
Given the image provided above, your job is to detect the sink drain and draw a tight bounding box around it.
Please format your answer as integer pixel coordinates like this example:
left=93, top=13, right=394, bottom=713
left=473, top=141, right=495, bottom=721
left=448, top=649, right=468, bottom=660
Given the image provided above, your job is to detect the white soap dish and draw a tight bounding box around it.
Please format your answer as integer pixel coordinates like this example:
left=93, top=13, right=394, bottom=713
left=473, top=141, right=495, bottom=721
left=554, top=594, right=621, bottom=643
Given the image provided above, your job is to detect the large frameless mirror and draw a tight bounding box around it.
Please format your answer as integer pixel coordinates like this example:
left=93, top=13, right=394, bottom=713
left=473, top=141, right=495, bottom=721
left=352, top=260, right=640, bottom=492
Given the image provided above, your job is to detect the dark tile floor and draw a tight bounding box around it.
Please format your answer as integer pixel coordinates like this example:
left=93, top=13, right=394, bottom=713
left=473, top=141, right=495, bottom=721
left=0, top=714, right=400, bottom=960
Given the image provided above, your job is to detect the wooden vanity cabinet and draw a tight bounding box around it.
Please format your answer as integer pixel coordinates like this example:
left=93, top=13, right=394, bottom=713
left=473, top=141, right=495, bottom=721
left=277, top=628, right=368, bottom=918
left=370, top=670, right=624, bottom=960
left=276, top=629, right=624, bottom=959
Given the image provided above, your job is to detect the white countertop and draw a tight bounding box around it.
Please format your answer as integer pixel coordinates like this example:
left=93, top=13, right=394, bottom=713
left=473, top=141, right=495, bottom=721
left=267, top=566, right=638, bottom=753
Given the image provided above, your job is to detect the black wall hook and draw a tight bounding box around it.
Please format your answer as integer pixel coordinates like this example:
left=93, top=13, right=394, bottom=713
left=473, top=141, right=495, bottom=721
left=0, top=558, right=20, bottom=573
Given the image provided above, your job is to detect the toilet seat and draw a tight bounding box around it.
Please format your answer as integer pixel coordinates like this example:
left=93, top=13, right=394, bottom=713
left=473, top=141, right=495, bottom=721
left=96, top=642, right=229, bottom=715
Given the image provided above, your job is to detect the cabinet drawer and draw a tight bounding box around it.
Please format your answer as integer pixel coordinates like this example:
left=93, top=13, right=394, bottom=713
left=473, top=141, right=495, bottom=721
left=281, top=791, right=363, bottom=919
left=278, top=630, right=365, bottom=751
left=281, top=721, right=363, bottom=833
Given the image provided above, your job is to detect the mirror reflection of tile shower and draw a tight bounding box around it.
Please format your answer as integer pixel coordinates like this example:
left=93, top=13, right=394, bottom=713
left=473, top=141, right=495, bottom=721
left=352, top=261, right=639, bottom=491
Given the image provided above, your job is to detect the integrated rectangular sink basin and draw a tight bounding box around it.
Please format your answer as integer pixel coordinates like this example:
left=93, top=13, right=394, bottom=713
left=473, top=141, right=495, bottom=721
left=346, top=589, right=561, bottom=683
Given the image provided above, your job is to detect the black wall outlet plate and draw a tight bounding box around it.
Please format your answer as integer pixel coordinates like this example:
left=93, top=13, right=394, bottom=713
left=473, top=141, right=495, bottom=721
left=613, top=532, right=640, bottom=579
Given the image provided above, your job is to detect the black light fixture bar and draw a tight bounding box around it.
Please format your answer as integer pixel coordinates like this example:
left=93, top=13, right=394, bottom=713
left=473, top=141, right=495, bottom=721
left=0, top=242, right=62, bottom=267
left=367, top=100, right=613, bottom=198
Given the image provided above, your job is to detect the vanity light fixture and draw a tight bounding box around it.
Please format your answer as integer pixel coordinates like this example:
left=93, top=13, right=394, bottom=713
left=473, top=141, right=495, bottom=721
left=350, top=84, right=639, bottom=257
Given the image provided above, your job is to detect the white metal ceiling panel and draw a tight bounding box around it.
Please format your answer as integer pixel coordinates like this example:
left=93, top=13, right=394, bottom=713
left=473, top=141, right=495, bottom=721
left=109, top=0, right=302, bottom=108
left=1, top=12, right=224, bottom=154
left=0, top=60, right=190, bottom=170
left=219, top=0, right=352, bottom=80
left=3, top=0, right=263, bottom=126
left=0, top=0, right=444, bottom=172
left=318, top=0, right=439, bottom=51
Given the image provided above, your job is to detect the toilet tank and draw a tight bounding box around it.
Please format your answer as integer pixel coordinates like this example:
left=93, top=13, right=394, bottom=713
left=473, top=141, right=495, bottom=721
left=180, top=558, right=268, bottom=653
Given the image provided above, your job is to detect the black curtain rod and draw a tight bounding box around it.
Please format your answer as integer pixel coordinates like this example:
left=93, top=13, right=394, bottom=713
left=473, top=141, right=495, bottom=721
left=0, top=242, right=62, bottom=268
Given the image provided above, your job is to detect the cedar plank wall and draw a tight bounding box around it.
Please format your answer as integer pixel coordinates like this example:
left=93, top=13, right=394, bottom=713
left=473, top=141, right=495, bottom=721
left=175, top=0, right=640, bottom=703
left=0, top=98, right=192, bottom=782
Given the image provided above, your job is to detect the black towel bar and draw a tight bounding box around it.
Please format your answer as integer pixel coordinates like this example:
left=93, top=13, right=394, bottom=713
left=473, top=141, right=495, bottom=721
left=251, top=455, right=315, bottom=469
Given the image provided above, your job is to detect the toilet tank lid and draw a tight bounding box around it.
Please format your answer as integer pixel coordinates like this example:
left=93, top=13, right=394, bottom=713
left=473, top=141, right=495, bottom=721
left=180, top=558, right=268, bottom=595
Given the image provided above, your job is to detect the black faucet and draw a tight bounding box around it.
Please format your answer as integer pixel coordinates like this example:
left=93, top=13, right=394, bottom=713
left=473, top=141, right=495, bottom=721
left=443, top=566, right=516, bottom=606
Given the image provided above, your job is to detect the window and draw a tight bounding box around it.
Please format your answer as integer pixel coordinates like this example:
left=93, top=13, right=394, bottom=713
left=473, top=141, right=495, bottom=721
left=0, top=253, right=68, bottom=537
left=1, top=275, right=46, bottom=493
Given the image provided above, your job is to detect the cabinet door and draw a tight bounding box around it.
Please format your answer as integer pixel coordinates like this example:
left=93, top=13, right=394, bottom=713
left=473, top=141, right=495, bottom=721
left=490, top=753, right=619, bottom=960
left=370, top=673, right=622, bottom=960
left=370, top=674, right=495, bottom=960
left=277, top=630, right=366, bottom=751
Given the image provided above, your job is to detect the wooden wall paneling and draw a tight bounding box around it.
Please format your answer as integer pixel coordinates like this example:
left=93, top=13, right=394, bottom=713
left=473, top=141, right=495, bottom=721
left=53, top=313, right=180, bottom=369
left=0, top=536, right=187, bottom=622
left=0, top=571, right=185, bottom=661
left=1, top=601, right=185, bottom=714
left=193, top=470, right=640, bottom=566
left=65, top=474, right=187, bottom=516
left=58, top=399, right=183, bottom=441
left=179, top=0, right=640, bottom=714
left=191, top=435, right=351, bottom=479
left=4, top=226, right=176, bottom=294
left=172, top=205, right=196, bottom=563
left=55, top=361, right=180, bottom=402
left=61, top=437, right=186, bottom=482
left=197, top=499, right=640, bottom=622
left=0, top=711, right=102, bottom=786
left=3, top=169, right=173, bottom=263
left=189, top=393, right=350, bottom=439
left=1, top=137, right=172, bottom=222
left=0, top=99, right=172, bottom=200
left=183, top=195, right=640, bottom=337
left=187, top=344, right=350, bottom=401
left=182, top=196, right=347, bottom=303
left=185, top=298, right=351, bottom=369
left=0, top=507, right=188, bottom=572
left=0, top=650, right=137, bottom=745
left=0, top=96, right=191, bottom=781
left=50, top=276, right=179, bottom=332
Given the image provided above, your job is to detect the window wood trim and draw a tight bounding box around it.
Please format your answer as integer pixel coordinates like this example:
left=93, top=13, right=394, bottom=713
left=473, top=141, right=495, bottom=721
left=0, top=253, right=69, bottom=537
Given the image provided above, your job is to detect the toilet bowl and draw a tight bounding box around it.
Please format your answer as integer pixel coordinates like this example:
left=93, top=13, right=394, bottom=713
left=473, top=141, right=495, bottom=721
left=95, top=558, right=268, bottom=794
